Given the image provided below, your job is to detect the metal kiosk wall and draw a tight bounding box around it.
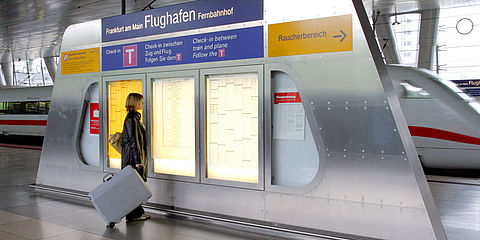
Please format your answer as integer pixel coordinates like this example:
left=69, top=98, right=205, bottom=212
left=35, top=0, right=447, bottom=239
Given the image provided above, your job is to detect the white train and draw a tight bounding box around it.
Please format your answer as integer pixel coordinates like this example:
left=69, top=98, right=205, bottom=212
left=388, top=65, right=480, bottom=169
left=0, top=86, right=52, bottom=136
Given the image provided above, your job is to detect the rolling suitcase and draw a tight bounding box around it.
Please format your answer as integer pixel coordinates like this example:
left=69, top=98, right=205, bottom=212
left=89, top=165, right=152, bottom=228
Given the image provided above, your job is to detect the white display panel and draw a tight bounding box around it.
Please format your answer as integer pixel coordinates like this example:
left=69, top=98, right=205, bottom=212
left=152, top=77, right=195, bottom=177
left=206, top=73, right=259, bottom=183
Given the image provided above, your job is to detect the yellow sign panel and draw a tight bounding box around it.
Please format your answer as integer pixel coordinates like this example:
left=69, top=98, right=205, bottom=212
left=107, top=80, right=143, bottom=169
left=268, top=15, right=353, bottom=57
left=61, top=48, right=100, bottom=75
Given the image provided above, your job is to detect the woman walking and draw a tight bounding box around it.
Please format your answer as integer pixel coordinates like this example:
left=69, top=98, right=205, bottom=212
left=121, top=92, right=150, bottom=222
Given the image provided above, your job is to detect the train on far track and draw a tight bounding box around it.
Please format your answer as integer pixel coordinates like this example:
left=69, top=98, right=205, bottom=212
left=388, top=65, right=480, bottom=169
left=0, top=86, right=52, bottom=136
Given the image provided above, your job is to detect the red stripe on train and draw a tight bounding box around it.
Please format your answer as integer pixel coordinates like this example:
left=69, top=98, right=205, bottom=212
left=1, top=121, right=478, bottom=145
left=409, top=126, right=480, bottom=145
left=0, top=120, right=47, bottom=126
left=0, top=144, right=42, bottom=150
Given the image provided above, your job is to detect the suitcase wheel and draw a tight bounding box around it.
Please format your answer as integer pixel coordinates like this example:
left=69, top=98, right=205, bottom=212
left=108, top=222, right=115, bottom=228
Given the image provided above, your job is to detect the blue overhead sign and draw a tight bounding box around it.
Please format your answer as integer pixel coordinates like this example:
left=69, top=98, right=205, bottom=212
left=452, top=80, right=480, bottom=97
left=102, top=26, right=264, bottom=71
left=102, top=0, right=263, bottom=42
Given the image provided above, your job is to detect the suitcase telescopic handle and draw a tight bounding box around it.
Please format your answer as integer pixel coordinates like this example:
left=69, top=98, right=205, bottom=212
left=103, top=173, right=114, bottom=182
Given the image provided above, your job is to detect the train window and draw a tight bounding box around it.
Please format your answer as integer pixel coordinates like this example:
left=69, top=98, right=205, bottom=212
left=151, top=77, right=195, bottom=177
left=39, top=101, right=50, bottom=114
left=25, top=102, right=39, bottom=114
left=106, top=80, right=143, bottom=169
left=0, top=102, right=6, bottom=114
left=205, top=73, right=259, bottom=183
left=0, top=101, right=50, bottom=114
left=400, top=81, right=432, bottom=99
left=7, top=102, right=23, bottom=114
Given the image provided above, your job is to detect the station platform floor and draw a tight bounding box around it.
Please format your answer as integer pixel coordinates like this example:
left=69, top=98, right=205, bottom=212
left=0, top=146, right=479, bottom=240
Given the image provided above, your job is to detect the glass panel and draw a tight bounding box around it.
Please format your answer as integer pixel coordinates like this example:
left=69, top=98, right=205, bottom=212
left=13, top=60, right=29, bottom=86
left=12, top=59, right=54, bottom=86
left=152, top=77, right=195, bottom=177
left=8, top=102, right=24, bottom=114
left=28, top=59, right=45, bottom=85
left=0, top=101, right=49, bottom=114
left=400, top=81, right=432, bottom=99
left=206, top=73, right=259, bottom=183
left=80, top=83, right=100, bottom=166
left=391, top=13, right=421, bottom=67
left=436, top=5, right=480, bottom=80
left=0, top=102, right=5, bottom=114
left=39, top=101, right=50, bottom=114
left=41, top=58, right=55, bottom=86
left=271, top=71, right=318, bottom=187
left=25, top=102, right=39, bottom=114
left=107, top=80, right=143, bottom=169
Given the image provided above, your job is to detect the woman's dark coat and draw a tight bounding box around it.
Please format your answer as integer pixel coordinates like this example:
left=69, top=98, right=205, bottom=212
left=121, top=110, right=147, bottom=181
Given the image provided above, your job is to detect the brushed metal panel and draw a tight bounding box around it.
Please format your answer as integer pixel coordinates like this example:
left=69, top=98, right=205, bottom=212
left=61, top=20, right=101, bottom=51
left=311, top=153, right=422, bottom=207
left=37, top=75, right=106, bottom=192
left=146, top=178, right=266, bottom=220
left=145, top=178, right=175, bottom=206
left=171, top=181, right=266, bottom=220
left=264, top=192, right=436, bottom=240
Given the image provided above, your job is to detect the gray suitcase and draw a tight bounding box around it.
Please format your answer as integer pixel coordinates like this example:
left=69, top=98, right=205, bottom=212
left=89, top=165, right=152, bottom=228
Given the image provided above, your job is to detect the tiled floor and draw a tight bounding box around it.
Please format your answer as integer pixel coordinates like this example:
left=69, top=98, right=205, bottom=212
left=0, top=147, right=301, bottom=240
left=428, top=177, right=480, bottom=240
left=1, top=146, right=479, bottom=239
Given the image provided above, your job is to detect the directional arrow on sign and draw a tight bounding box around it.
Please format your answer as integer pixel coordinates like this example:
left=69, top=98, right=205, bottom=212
left=333, top=30, right=347, bottom=42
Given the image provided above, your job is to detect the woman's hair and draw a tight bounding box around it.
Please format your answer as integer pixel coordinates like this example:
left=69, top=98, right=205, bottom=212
left=125, top=93, right=143, bottom=112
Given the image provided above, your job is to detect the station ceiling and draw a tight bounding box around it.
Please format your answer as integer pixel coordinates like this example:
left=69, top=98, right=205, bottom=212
left=0, top=0, right=478, bottom=63
left=0, top=0, right=195, bottom=63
